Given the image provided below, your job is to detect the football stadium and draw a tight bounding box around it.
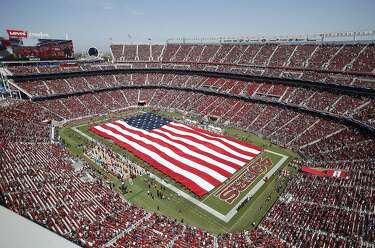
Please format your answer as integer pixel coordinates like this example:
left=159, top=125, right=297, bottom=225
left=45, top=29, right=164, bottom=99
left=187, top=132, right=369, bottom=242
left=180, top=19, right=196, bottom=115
left=0, top=1, right=374, bottom=247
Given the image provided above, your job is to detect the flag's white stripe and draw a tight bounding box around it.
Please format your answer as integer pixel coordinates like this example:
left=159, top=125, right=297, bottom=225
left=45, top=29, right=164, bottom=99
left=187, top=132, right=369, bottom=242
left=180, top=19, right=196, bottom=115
left=94, top=125, right=215, bottom=192
left=153, top=128, right=245, bottom=166
left=162, top=125, right=255, bottom=161
left=116, top=120, right=237, bottom=174
left=106, top=123, right=226, bottom=182
left=171, top=122, right=262, bottom=154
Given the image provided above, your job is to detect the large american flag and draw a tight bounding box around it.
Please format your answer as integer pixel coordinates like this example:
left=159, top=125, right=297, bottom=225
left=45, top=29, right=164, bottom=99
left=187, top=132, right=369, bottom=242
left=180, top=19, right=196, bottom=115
left=90, top=113, right=262, bottom=196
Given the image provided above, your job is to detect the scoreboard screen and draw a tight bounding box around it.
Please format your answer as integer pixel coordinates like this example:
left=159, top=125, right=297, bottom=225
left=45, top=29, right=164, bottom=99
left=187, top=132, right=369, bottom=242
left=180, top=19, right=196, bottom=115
left=13, top=39, right=74, bottom=60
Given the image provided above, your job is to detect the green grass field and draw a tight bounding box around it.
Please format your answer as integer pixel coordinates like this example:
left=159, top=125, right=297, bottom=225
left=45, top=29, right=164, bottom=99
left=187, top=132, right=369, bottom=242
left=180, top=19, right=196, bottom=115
left=59, top=109, right=299, bottom=234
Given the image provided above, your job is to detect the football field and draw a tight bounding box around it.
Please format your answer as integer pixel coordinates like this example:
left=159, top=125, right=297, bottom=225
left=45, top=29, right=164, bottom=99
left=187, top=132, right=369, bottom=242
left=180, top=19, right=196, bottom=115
left=59, top=109, right=298, bottom=234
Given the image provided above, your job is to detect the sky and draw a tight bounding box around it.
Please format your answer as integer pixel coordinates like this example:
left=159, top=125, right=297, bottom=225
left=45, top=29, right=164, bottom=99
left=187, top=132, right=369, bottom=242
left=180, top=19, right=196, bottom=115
left=1, top=0, right=374, bottom=52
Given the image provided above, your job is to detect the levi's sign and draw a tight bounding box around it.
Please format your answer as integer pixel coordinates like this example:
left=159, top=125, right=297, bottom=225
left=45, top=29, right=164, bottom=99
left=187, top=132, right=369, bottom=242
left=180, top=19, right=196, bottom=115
left=7, top=29, right=28, bottom=38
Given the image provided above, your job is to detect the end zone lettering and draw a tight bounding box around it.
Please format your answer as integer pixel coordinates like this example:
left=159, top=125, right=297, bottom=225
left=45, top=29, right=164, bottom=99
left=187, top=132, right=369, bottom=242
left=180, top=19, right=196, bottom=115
left=217, top=157, right=273, bottom=204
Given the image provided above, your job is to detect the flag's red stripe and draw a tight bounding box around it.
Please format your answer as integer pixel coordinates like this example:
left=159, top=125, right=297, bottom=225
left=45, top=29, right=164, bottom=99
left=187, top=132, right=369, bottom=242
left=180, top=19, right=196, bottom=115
left=112, top=121, right=232, bottom=178
left=169, top=123, right=259, bottom=158
left=158, top=126, right=248, bottom=164
left=102, top=124, right=221, bottom=187
left=149, top=128, right=241, bottom=171
left=90, top=126, right=208, bottom=196
left=177, top=123, right=263, bottom=152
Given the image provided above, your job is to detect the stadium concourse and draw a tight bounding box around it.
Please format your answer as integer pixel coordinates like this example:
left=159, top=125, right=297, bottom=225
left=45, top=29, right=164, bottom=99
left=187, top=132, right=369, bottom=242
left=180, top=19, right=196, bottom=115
left=0, top=38, right=374, bottom=248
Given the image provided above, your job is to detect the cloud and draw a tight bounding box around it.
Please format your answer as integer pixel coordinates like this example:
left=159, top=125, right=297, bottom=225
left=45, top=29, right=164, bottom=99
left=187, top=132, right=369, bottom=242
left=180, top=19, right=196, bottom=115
left=103, top=5, right=113, bottom=10
left=131, top=10, right=144, bottom=16
left=121, top=2, right=145, bottom=16
left=89, top=1, right=144, bottom=15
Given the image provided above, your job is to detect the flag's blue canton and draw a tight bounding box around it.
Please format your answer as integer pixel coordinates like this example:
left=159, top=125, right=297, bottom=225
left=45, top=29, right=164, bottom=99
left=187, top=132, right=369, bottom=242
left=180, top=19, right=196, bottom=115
left=124, top=113, right=171, bottom=130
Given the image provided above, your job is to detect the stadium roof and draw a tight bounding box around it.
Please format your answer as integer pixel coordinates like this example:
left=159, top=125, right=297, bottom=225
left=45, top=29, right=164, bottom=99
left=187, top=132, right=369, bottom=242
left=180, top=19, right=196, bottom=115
left=0, top=206, right=79, bottom=248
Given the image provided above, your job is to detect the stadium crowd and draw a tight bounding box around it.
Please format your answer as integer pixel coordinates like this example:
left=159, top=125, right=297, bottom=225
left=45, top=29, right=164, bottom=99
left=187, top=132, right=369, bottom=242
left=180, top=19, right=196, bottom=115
left=109, top=42, right=375, bottom=89
left=1, top=40, right=374, bottom=247
left=0, top=141, right=288, bottom=247
left=12, top=72, right=375, bottom=129
left=260, top=159, right=374, bottom=247
left=1, top=86, right=371, bottom=163
left=1, top=84, right=374, bottom=247
left=6, top=42, right=375, bottom=90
